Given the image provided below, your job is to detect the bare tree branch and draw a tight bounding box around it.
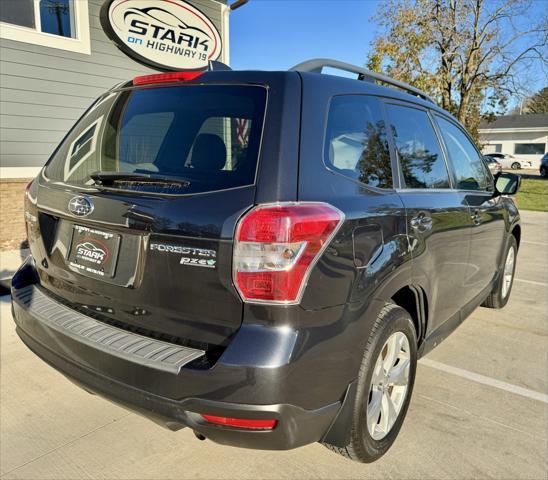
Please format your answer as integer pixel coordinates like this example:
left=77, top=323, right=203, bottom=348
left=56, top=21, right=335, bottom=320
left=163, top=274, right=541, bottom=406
left=367, top=0, right=548, bottom=137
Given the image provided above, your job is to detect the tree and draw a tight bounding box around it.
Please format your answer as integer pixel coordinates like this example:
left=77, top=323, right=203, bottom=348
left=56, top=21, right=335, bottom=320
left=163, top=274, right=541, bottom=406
left=523, top=87, right=548, bottom=114
left=367, top=0, right=548, bottom=137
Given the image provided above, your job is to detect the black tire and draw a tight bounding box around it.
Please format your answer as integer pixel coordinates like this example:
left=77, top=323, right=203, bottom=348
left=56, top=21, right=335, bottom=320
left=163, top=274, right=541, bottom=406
left=541, top=167, right=547, bottom=178
left=511, top=162, right=521, bottom=170
left=482, top=235, right=518, bottom=309
left=323, top=303, right=417, bottom=463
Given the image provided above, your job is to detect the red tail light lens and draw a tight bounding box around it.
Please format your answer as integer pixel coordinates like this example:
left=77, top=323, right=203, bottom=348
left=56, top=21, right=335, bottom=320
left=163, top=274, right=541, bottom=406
left=201, top=414, right=277, bottom=430
left=132, top=71, right=203, bottom=86
left=233, top=202, right=344, bottom=304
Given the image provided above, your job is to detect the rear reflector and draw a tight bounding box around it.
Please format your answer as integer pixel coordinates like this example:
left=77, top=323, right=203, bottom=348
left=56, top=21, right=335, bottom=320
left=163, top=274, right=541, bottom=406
left=201, top=414, right=277, bottom=430
left=132, top=71, right=203, bottom=86
left=233, top=202, right=344, bottom=304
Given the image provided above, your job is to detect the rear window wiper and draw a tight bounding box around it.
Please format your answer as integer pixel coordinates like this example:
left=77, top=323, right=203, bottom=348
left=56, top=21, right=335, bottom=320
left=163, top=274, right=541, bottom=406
left=89, top=171, right=191, bottom=188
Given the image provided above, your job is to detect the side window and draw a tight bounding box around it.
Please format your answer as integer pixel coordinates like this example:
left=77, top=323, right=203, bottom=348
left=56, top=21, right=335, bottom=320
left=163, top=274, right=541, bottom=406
left=324, top=96, right=393, bottom=189
left=385, top=104, right=450, bottom=189
left=435, top=116, right=491, bottom=191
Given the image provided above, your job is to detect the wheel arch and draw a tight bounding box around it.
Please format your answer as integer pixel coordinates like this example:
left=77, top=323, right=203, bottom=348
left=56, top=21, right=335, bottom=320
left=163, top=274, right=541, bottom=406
left=511, top=223, right=521, bottom=250
left=391, top=285, right=428, bottom=346
left=362, top=263, right=429, bottom=347
left=322, top=286, right=425, bottom=449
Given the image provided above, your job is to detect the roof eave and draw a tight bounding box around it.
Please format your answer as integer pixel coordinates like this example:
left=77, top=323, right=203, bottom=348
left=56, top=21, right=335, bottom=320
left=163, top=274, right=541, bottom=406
left=478, top=126, right=548, bottom=133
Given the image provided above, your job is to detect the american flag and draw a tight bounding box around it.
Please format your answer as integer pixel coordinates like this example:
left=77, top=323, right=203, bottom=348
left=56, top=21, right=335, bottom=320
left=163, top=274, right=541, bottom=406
left=235, top=118, right=249, bottom=147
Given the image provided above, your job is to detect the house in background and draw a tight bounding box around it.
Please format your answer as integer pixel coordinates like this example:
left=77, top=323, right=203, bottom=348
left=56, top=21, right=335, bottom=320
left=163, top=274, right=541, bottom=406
left=478, top=114, right=548, bottom=169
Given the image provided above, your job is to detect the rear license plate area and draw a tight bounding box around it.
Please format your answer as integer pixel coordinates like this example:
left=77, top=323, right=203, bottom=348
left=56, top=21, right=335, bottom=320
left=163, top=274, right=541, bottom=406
left=67, top=225, right=121, bottom=278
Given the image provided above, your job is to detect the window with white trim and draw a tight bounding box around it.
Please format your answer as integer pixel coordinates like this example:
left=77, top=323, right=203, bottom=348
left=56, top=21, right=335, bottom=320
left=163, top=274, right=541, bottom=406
left=484, top=143, right=502, bottom=154
left=0, top=0, right=90, bottom=54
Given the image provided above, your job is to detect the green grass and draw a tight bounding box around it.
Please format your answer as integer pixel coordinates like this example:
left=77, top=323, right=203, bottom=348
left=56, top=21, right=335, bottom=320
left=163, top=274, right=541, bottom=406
left=516, top=178, right=548, bottom=212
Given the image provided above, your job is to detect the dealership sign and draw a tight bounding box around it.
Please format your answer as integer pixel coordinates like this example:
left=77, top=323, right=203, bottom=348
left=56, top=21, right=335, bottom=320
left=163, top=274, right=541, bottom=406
left=100, top=0, right=222, bottom=71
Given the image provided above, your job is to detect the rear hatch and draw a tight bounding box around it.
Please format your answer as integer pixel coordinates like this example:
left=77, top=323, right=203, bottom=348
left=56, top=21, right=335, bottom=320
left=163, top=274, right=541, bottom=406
left=27, top=76, right=272, bottom=353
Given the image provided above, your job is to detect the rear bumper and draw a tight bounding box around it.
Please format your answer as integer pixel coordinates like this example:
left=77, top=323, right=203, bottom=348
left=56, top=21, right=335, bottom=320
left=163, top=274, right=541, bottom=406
left=10, top=258, right=343, bottom=450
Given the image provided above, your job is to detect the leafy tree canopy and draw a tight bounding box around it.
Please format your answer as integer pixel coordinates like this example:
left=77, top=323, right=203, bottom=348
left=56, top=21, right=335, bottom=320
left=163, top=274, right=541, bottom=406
left=367, top=0, right=547, bottom=139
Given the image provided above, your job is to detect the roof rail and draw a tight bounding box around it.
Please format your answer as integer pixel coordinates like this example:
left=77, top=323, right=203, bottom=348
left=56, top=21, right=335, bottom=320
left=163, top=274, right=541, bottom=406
left=290, top=58, right=435, bottom=104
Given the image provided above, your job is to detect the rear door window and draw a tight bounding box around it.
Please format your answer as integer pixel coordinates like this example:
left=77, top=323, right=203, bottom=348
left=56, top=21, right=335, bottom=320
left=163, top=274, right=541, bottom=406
left=385, top=104, right=450, bottom=189
left=324, top=95, right=393, bottom=189
left=45, top=85, right=267, bottom=194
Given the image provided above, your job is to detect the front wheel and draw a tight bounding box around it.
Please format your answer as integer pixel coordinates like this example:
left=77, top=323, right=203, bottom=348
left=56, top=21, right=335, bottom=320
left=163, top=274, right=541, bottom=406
left=541, top=167, right=547, bottom=178
left=482, top=235, right=518, bottom=309
left=511, top=162, right=521, bottom=170
left=323, top=303, right=417, bottom=463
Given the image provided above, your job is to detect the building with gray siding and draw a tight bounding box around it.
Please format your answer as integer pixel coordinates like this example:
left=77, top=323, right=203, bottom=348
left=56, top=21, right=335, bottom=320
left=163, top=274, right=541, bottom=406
left=0, top=0, right=229, bottom=250
left=0, top=0, right=229, bottom=179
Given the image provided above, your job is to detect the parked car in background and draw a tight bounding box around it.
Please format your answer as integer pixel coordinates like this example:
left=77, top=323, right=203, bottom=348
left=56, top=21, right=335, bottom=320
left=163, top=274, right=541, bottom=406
left=12, top=59, right=522, bottom=464
left=485, top=153, right=533, bottom=170
left=540, top=153, right=548, bottom=178
left=483, top=156, right=502, bottom=175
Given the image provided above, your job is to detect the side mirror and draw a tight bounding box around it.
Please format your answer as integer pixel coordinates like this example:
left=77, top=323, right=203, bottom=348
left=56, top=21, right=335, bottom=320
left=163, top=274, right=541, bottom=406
left=494, top=172, right=521, bottom=196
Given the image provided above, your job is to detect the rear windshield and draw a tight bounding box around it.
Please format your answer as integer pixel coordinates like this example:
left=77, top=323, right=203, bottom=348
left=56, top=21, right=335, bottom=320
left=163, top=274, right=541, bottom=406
left=44, top=85, right=267, bottom=194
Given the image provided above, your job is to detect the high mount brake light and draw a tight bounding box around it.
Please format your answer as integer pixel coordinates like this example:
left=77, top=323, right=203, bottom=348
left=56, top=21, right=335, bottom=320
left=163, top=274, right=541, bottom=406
left=201, top=414, right=277, bottom=430
left=233, top=203, right=344, bottom=304
left=132, top=71, right=203, bottom=86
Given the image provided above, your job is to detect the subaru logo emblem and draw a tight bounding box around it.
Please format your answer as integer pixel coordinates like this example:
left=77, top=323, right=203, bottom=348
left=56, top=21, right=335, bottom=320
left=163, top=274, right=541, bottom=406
left=68, top=196, right=94, bottom=217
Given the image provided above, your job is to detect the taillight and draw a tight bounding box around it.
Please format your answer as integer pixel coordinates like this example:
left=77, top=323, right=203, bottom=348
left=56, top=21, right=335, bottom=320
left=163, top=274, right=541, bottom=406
left=233, top=202, right=344, bottom=304
left=24, top=180, right=37, bottom=240
left=132, top=71, right=203, bottom=86
left=201, top=414, right=277, bottom=430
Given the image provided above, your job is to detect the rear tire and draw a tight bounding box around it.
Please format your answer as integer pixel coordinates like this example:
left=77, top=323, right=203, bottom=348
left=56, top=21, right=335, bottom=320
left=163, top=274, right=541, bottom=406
left=482, top=235, right=517, bottom=309
left=541, top=166, right=547, bottom=178
left=511, top=162, right=521, bottom=170
left=323, top=303, right=417, bottom=463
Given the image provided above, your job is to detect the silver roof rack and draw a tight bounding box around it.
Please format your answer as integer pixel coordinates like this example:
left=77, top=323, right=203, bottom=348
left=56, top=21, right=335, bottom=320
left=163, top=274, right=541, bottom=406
left=290, top=58, right=435, bottom=104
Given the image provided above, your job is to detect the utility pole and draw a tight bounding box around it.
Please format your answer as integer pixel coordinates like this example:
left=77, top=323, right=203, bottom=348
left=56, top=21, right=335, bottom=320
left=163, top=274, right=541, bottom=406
left=43, top=0, right=69, bottom=37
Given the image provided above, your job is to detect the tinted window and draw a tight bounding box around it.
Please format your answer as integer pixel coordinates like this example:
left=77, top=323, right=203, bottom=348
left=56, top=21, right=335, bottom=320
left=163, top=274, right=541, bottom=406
left=385, top=105, right=450, bottom=189
left=0, top=0, right=35, bottom=28
left=488, top=143, right=502, bottom=153
left=514, top=143, right=545, bottom=155
left=186, top=116, right=252, bottom=170
left=324, top=96, right=393, bottom=189
left=436, top=116, right=490, bottom=191
left=0, top=0, right=76, bottom=37
left=45, top=85, right=267, bottom=194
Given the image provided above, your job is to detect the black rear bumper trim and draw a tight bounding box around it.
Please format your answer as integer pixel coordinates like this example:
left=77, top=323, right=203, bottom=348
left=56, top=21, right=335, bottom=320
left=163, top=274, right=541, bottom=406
left=13, top=284, right=205, bottom=374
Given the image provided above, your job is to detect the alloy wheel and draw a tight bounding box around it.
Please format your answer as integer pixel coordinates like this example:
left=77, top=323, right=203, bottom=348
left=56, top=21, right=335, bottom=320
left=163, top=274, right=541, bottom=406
left=501, top=246, right=515, bottom=299
left=366, top=331, right=410, bottom=440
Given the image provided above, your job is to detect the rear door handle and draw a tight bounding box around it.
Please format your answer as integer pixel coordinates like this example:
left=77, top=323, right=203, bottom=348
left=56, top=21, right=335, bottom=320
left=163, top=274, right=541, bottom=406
left=410, top=214, right=433, bottom=230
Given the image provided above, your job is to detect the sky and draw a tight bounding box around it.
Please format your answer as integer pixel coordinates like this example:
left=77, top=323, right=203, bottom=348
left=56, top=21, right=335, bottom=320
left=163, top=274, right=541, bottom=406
left=229, top=0, right=547, bottom=106
left=229, top=0, right=381, bottom=71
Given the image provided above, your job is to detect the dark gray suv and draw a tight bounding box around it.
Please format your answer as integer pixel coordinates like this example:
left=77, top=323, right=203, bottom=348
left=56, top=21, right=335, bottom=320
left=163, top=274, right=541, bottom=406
left=11, top=59, right=521, bottom=463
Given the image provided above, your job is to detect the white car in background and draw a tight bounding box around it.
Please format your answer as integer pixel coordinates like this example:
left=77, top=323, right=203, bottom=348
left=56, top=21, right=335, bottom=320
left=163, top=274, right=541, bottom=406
left=485, top=153, right=533, bottom=170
